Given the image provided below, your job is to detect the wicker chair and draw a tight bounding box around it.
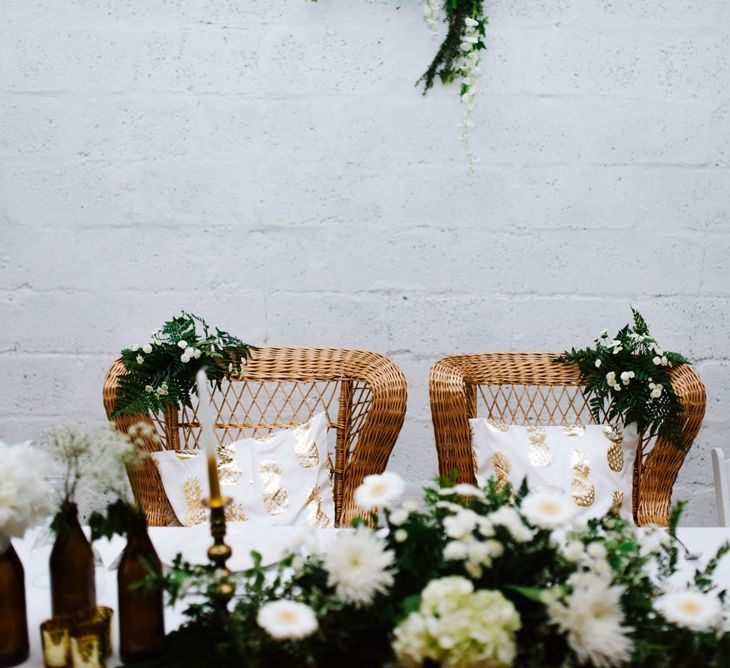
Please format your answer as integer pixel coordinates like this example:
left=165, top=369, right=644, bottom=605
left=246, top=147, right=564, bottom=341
left=429, top=352, right=705, bottom=526
left=103, top=347, right=407, bottom=527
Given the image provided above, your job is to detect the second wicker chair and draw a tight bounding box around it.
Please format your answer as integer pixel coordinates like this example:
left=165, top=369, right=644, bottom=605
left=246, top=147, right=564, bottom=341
left=429, top=352, right=705, bottom=526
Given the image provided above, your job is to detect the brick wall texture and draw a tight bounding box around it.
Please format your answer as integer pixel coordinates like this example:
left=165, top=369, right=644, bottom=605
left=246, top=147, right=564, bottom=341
left=1, top=1, right=729, bottom=524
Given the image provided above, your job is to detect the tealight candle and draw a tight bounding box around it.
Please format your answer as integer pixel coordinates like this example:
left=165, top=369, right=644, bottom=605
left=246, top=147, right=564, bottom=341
left=195, top=369, right=222, bottom=505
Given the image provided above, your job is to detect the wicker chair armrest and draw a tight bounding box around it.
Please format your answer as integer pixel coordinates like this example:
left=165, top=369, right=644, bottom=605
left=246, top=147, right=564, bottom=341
left=429, top=358, right=477, bottom=485
left=339, top=354, right=408, bottom=526
left=103, top=359, right=176, bottom=526
left=635, top=364, right=706, bottom=526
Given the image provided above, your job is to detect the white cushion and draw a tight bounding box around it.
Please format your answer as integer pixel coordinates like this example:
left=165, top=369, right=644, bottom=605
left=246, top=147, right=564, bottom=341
left=151, top=411, right=335, bottom=528
left=469, top=419, right=639, bottom=520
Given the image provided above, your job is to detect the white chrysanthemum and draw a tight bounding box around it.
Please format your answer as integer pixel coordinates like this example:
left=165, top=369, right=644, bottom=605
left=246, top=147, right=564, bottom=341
left=393, top=576, right=520, bottom=668
left=354, top=472, right=405, bottom=509
left=655, top=590, right=724, bottom=631
left=323, top=528, right=394, bottom=606
left=256, top=600, right=318, bottom=640
left=549, top=580, right=633, bottom=668
left=521, top=492, right=576, bottom=529
left=0, top=441, right=52, bottom=550
left=142, top=343, right=152, bottom=354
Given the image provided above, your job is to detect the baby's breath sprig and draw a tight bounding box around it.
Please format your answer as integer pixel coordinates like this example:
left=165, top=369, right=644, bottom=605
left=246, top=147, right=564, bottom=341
left=114, top=312, right=256, bottom=418
left=555, top=309, right=690, bottom=447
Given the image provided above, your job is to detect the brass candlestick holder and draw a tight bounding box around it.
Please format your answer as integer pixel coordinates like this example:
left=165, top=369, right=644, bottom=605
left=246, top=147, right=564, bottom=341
left=202, top=496, right=236, bottom=602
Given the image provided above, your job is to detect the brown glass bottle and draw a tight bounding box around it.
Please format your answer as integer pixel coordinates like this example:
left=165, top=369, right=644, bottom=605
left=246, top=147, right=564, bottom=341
left=118, top=515, right=165, bottom=663
left=49, top=503, right=96, bottom=616
left=0, top=542, right=29, bottom=667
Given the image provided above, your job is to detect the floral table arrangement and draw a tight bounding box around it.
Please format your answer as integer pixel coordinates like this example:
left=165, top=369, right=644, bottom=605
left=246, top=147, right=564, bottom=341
left=131, top=473, right=730, bottom=668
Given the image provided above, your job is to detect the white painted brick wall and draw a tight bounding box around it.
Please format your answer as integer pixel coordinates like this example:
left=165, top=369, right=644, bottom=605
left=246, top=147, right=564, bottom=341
left=1, top=0, right=728, bottom=525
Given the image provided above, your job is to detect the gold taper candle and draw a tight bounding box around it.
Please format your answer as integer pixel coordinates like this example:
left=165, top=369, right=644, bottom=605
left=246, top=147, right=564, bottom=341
left=195, top=369, right=222, bottom=505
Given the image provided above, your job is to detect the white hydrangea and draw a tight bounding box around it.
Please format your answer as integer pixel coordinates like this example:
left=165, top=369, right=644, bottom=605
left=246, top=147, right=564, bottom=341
left=393, top=576, right=520, bottom=668
left=0, top=441, right=52, bottom=550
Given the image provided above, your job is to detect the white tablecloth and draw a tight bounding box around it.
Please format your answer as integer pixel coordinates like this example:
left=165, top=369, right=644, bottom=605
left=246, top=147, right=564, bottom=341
left=11, top=526, right=730, bottom=667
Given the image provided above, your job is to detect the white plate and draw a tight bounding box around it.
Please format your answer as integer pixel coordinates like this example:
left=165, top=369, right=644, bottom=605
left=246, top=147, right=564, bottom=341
left=156, top=524, right=327, bottom=572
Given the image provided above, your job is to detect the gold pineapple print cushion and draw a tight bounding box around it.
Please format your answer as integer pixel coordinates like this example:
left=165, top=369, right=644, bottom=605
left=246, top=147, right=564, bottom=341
left=151, top=411, right=334, bottom=528
left=470, top=419, right=639, bottom=521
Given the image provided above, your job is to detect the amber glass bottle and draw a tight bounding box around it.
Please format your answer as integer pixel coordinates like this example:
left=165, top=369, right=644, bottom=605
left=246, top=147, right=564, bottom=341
left=0, top=542, right=29, bottom=667
left=118, top=514, right=165, bottom=663
left=49, top=503, right=96, bottom=616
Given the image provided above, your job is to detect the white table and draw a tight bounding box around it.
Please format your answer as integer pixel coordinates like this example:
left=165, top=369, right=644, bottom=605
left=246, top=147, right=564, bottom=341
left=11, top=526, right=730, bottom=667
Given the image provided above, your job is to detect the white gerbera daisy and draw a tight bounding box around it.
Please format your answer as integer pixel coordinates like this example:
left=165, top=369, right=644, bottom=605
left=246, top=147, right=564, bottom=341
left=550, top=580, right=633, bottom=668
left=655, top=590, right=724, bottom=631
left=521, top=492, right=576, bottom=529
left=256, top=600, right=318, bottom=640
left=354, top=472, right=405, bottom=509
left=323, top=528, right=395, bottom=606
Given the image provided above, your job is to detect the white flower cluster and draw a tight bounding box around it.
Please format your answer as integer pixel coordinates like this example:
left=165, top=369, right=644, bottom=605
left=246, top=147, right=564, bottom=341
left=423, top=0, right=440, bottom=35
left=323, top=528, right=395, bottom=607
left=651, top=345, right=670, bottom=368
left=44, top=425, right=141, bottom=506
left=458, top=16, right=483, bottom=167
left=561, top=539, right=613, bottom=580
left=393, top=576, right=521, bottom=668
left=145, top=381, right=169, bottom=397
left=543, top=578, right=633, bottom=668
left=605, top=370, right=635, bottom=392
left=177, top=339, right=202, bottom=364
left=441, top=502, right=534, bottom=578
left=0, top=441, right=52, bottom=550
left=647, top=379, right=664, bottom=399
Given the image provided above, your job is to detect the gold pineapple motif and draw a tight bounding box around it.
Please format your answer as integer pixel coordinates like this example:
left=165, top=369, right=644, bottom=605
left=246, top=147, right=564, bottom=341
left=259, top=460, right=290, bottom=515
left=602, top=425, right=625, bottom=472
left=570, top=449, right=595, bottom=507
left=304, top=487, right=331, bottom=528
left=182, top=476, right=207, bottom=526
left=492, top=451, right=512, bottom=491
left=293, top=420, right=319, bottom=468
left=609, top=490, right=624, bottom=517
left=254, top=432, right=277, bottom=445
left=527, top=426, right=552, bottom=468
left=563, top=424, right=586, bottom=437
left=225, top=501, right=248, bottom=523
left=471, top=447, right=479, bottom=473
left=487, top=418, right=510, bottom=432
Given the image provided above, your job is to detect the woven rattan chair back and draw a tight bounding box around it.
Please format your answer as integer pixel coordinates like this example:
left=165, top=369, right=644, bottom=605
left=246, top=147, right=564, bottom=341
left=429, top=352, right=705, bottom=526
left=104, top=347, right=407, bottom=526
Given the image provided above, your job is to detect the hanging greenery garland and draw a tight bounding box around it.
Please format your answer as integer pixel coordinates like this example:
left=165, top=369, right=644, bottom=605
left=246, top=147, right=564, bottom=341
left=310, top=1, right=488, bottom=165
